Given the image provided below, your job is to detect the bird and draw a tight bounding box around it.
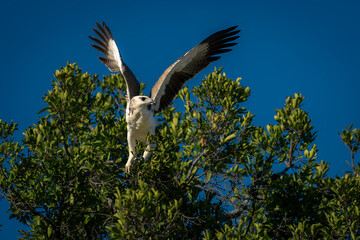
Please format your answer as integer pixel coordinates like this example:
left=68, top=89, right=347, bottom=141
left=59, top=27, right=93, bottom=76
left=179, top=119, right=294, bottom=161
left=89, top=22, right=240, bottom=173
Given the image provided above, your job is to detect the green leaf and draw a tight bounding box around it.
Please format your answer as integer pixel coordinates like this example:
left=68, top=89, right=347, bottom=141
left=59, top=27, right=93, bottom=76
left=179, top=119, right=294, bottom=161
left=38, top=107, right=51, bottom=114
left=224, top=133, right=236, bottom=142
left=47, top=225, right=53, bottom=237
left=36, top=134, right=42, bottom=143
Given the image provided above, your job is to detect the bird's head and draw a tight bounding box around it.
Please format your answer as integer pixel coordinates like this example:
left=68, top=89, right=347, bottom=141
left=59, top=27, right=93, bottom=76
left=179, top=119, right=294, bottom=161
left=131, top=96, right=155, bottom=111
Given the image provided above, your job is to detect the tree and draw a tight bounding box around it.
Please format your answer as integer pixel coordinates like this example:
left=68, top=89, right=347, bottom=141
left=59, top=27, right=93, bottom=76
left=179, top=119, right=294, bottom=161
left=1, top=62, right=359, bottom=239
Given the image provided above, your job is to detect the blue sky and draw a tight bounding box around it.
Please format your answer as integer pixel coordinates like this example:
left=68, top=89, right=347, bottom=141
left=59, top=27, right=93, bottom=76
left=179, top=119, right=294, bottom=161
left=1, top=0, right=360, bottom=237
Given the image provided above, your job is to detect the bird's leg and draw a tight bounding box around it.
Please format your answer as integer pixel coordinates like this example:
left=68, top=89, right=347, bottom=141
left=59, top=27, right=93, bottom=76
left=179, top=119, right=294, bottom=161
left=143, top=142, right=156, bottom=161
left=125, top=132, right=136, bottom=173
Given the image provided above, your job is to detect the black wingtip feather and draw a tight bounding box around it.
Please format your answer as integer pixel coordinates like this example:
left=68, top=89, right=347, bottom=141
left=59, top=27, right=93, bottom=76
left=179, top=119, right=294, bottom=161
left=204, top=26, right=240, bottom=59
left=103, top=24, right=114, bottom=39
left=91, top=44, right=107, bottom=55
left=221, top=35, right=240, bottom=43
left=96, top=22, right=103, bottom=32
left=92, top=22, right=114, bottom=43
left=93, top=28, right=107, bottom=42
left=89, top=36, right=107, bottom=48
left=212, top=42, right=238, bottom=50
left=210, top=49, right=232, bottom=55
left=201, top=26, right=240, bottom=44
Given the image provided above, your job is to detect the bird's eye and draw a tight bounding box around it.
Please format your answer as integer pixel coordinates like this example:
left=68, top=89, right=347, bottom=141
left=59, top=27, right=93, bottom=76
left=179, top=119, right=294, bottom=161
left=141, top=97, right=146, bottom=101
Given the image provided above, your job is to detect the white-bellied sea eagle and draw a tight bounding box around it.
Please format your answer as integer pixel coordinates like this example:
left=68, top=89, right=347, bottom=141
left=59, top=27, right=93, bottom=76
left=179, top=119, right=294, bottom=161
left=89, top=22, right=240, bottom=172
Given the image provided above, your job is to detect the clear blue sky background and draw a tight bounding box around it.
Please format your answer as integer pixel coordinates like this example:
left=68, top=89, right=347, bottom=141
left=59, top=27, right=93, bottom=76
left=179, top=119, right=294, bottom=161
left=1, top=0, right=359, bottom=238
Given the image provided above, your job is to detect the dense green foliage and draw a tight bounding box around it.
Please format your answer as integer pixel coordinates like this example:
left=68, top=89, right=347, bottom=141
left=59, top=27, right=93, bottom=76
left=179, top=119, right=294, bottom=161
left=1, top=63, right=359, bottom=239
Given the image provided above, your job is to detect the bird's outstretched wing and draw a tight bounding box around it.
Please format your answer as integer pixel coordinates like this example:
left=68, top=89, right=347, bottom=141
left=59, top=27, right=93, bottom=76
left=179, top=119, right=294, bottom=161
left=89, top=22, right=140, bottom=100
left=150, top=26, right=240, bottom=113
